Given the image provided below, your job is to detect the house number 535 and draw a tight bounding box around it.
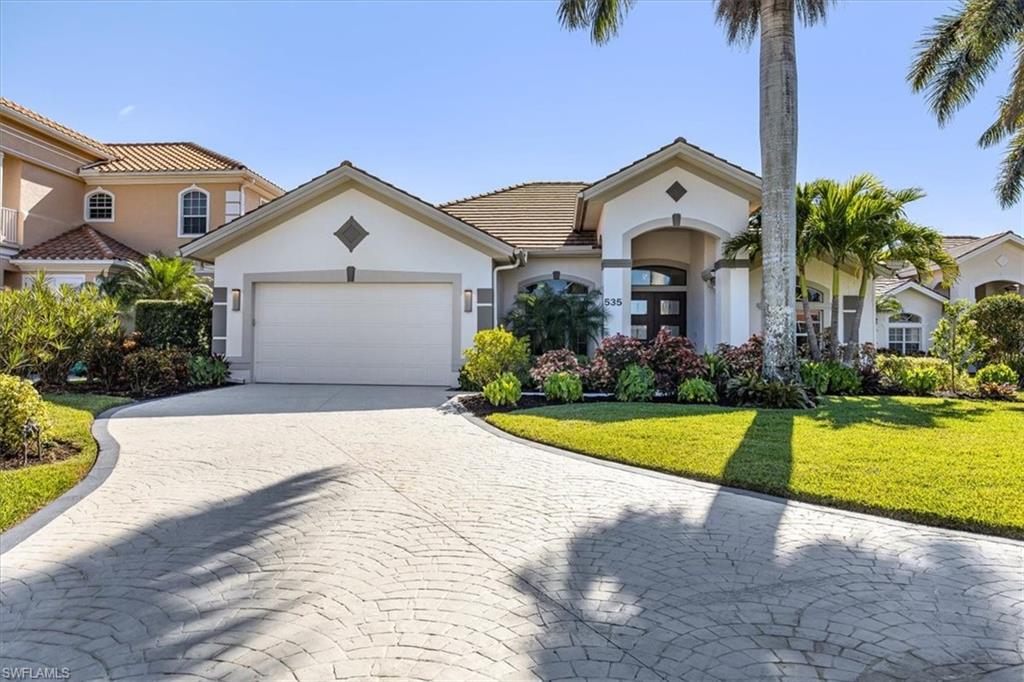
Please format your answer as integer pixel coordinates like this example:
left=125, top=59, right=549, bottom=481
left=603, top=297, right=623, bottom=307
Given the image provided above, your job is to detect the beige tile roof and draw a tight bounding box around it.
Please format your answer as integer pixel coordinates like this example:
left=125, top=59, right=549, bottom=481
left=895, top=231, right=1017, bottom=278
left=88, top=142, right=247, bottom=173
left=0, top=97, right=114, bottom=157
left=588, top=136, right=761, bottom=190
left=16, top=225, right=143, bottom=262
left=440, top=182, right=596, bottom=249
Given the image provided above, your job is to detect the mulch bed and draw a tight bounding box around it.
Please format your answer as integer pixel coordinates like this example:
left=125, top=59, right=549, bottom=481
left=1, top=440, right=81, bottom=471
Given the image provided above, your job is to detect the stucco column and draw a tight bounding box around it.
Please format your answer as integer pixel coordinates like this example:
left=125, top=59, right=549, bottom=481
left=715, top=262, right=751, bottom=346
left=601, top=260, right=631, bottom=337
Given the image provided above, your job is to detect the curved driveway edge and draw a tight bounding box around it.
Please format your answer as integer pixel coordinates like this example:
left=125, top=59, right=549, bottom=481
left=455, top=402, right=1024, bottom=547
left=0, top=403, right=132, bottom=555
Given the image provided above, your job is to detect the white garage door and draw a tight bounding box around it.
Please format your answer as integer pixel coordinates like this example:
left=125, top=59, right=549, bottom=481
left=253, top=282, right=454, bottom=385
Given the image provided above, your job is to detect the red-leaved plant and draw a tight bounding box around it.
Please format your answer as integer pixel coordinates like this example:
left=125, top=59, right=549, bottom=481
left=647, top=330, right=708, bottom=391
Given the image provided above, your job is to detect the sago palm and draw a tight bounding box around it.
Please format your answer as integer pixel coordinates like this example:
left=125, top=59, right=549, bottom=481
left=100, top=255, right=211, bottom=304
left=909, top=0, right=1024, bottom=207
left=558, top=0, right=832, bottom=381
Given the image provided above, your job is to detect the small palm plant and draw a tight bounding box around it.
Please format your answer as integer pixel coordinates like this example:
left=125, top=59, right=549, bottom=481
left=504, top=284, right=606, bottom=355
left=99, top=255, right=211, bottom=305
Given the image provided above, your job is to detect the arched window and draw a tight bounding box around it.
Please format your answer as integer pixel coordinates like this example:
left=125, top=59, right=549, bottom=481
left=521, top=279, right=589, bottom=295
left=178, top=187, right=209, bottom=236
left=888, top=313, right=923, bottom=355
left=85, top=189, right=114, bottom=222
left=795, top=285, right=826, bottom=341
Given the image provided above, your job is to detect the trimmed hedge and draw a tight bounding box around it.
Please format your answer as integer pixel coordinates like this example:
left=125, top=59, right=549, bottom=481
left=135, top=299, right=211, bottom=352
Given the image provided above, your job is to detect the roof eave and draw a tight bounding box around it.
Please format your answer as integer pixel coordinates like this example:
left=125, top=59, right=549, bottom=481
left=1, top=103, right=114, bottom=160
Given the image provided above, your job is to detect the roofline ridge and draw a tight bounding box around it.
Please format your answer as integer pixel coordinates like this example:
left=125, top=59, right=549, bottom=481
left=103, top=141, right=247, bottom=170
left=439, top=180, right=590, bottom=207
left=81, top=224, right=116, bottom=259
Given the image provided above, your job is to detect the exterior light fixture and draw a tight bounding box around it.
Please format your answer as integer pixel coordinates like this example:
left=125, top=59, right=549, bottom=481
left=231, top=288, right=241, bottom=311
left=463, top=289, right=473, bottom=313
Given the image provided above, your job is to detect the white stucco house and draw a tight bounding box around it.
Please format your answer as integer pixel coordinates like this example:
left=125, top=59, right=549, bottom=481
left=875, top=231, right=1024, bottom=354
left=179, top=138, right=1013, bottom=386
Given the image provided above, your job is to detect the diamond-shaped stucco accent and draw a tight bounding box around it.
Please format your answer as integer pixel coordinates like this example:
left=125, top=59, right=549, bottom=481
left=666, top=181, right=688, bottom=202
left=334, top=216, right=368, bottom=252
left=995, top=254, right=1009, bottom=267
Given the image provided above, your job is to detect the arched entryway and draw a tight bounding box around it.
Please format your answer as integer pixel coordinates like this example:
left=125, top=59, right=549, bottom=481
left=974, top=280, right=1022, bottom=300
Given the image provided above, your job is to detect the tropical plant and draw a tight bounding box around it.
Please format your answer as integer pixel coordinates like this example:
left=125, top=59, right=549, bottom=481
left=725, top=371, right=814, bottom=408
left=903, top=364, right=943, bottom=396
left=557, top=0, right=833, bottom=382
left=975, top=362, right=1018, bottom=386
left=483, top=372, right=523, bottom=407
left=530, top=349, right=585, bottom=388
left=876, top=355, right=960, bottom=394
left=615, top=363, right=656, bottom=402
left=0, top=374, right=51, bottom=459
left=586, top=334, right=649, bottom=391
left=930, top=300, right=990, bottom=392
left=98, top=255, right=211, bottom=305
left=799, top=361, right=862, bottom=395
left=188, top=355, right=231, bottom=387
left=677, top=377, right=718, bottom=404
left=969, top=293, right=1024, bottom=381
left=716, top=335, right=764, bottom=377
left=504, top=284, right=606, bottom=355
left=462, top=328, right=530, bottom=388
left=122, top=348, right=190, bottom=397
left=977, top=381, right=1019, bottom=400
left=543, top=372, right=584, bottom=403
left=646, top=330, right=707, bottom=392
left=909, top=0, right=1024, bottom=207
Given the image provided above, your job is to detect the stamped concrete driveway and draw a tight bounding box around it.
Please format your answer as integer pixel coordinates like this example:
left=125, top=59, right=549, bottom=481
left=1, top=384, right=1021, bottom=681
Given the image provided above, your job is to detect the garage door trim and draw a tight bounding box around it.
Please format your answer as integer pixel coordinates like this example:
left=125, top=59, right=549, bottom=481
left=228, top=269, right=464, bottom=374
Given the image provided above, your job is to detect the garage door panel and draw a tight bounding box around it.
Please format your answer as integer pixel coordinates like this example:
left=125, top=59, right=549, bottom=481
left=253, top=282, right=454, bottom=385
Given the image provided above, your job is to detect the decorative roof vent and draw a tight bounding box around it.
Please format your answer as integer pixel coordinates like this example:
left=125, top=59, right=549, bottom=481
left=666, top=181, right=688, bottom=202
left=334, top=216, right=368, bottom=252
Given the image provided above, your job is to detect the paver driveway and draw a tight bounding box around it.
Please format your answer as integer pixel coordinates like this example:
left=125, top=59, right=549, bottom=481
left=1, top=385, right=1021, bottom=681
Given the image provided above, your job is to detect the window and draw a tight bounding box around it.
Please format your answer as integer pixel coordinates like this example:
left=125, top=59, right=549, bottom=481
left=179, top=188, right=209, bottom=236
left=888, top=313, right=923, bottom=355
left=631, top=266, right=686, bottom=287
left=85, top=189, right=114, bottom=222
left=23, top=273, right=86, bottom=291
left=521, top=279, right=589, bottom=295
left=795, top=285, right=826, bottom=344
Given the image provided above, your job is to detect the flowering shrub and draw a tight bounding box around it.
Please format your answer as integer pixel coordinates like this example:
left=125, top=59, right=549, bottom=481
left=530, top=349, right=584, bottom=388
left=647, top=330, right=707, bottom=391
left=586, top=335, right=649, bottom=391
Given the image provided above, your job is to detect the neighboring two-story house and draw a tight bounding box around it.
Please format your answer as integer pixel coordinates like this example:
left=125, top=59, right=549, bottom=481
left=0, top=97, right=282, bottom=289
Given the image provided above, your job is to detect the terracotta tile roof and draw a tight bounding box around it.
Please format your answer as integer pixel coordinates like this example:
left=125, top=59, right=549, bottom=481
left=87, top=142, right=247, bottom=173
left=15, top=225, right=143, bottom=262
left=0, top=97, right=114, bottom=157
left=440, top=182, right=596, bottom=249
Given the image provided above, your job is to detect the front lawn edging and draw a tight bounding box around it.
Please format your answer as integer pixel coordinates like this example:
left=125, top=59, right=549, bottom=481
left=453, top=396, right=1024, bottom=546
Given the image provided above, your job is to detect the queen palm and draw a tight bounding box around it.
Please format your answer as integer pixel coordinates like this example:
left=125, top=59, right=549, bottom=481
left=558, top=0, right=832, bottom=380
left=909, top=0, right=1024, bottom=207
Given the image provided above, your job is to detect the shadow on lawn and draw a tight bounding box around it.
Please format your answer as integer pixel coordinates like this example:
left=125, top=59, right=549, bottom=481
left=811, top=395, right=997, bottom=430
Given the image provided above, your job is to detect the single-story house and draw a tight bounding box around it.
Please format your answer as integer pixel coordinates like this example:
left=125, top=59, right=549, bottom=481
left=179, top=139, right=923, bottom=385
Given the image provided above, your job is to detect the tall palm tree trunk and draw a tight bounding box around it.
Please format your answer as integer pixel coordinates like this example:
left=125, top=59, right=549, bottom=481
left=758, top=0, right=799, bottom=381
left=844, top=272, right=870, bottom=363
left=798, top=270, right=821, bottom=361
left=829, top=262, right=841, bottom=360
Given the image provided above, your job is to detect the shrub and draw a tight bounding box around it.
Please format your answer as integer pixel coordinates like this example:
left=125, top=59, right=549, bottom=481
left=530, top=349, right=584, bottom=388
left=463, top=328, right=530, bottom=388
left=615, top=363, right=656, bottom=402
left=647, top=330, right=707, bottom=391
left=504, top=285, right=606, bottom=355
left=977, top=382, right=1019, bottom=400
left=969, top=293, right=1024, bottom=375
left=903, top=365, right=943, bottom=396
left=799, top=361, right=862, bottom=395
left=483, top=372, right=522, bottom=407
left=0, top=275, right=120, bottom=387
left=0, top=374, right=51, bottom=459
left=587, top=335, right=649, bottom=391
left=122, top=348, right=190, bottom=397
left=188, top=355, right=231, bottom=387
left=677, top=377, right=718, bottom=404
left=543, top=372, right=584, bottom=403
left=930, top=300, right=989, bottom=392
left=135, top=299, right=212, bottom=353
left=457, top=365, right=480, bottom=391
left=876, top=355, right=962, bottom=394
left=715, top=335, right=763, bottom=377
left=976, top=363, right=1019, bottom=386
left=86, top=328, right=131, bottom=392
left=725, top=371, right=814, bottom=408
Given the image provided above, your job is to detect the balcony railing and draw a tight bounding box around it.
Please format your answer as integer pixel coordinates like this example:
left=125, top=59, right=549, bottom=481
left=0, top=207, right=18, bottom=246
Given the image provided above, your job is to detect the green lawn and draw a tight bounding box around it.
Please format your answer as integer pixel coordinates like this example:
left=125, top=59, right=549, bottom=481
left=0, top=393, right=130, bottom=531
left=487, top=396, right=1024, bottom=537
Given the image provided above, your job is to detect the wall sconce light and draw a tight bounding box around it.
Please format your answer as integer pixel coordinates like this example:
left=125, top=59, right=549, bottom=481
left=231, top=288, right=241, bottom=311
left=552, top=270, right=561, bottom=280
left=463, top=289, right=473, bottom=313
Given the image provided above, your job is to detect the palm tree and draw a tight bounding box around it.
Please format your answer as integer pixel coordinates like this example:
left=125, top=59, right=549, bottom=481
left=909, top=1, right=1024, bottom=207
left=504, top=284, right=606, bottom=355
left=724, top=181, right=824, bottom=360
left=557, top=0, right=832, bottom=381
left=99, top=255, right=211, bottom=305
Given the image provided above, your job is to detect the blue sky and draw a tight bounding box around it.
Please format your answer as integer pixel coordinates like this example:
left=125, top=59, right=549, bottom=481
left=2, top=1, right=1021, bottom=236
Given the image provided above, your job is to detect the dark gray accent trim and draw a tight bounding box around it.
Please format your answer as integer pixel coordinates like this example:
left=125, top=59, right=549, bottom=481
left=225, top=357, right=251, bottom=370
left=602, top=259, right=632, bottom=269
left=672, top=213, right=681, bottom=227
left=666, top=181, right=688, bottom=202
left=212, top=304, right=227, bottom=338
left=476, top=287, right=493, bottom=305
left=842, top=295, right=861, bottom=310
left=346, top=265, right=356, bottom=282
left=211, top=339, right=226, bottom=355
left=239, top=270, right=464, bottom=378
left=843, top=312, right=857, bottom=343
left=334, top=216, right=369, bottom=252
left=213, top=287, right=227, bottom=304
left=477, top=305, right=494, bottom=332
left=713, top=259, right=752, bottom=270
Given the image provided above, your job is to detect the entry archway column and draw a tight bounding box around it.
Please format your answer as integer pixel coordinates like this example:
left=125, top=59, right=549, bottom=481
left=714, top=259, right=751, bottom=346
left=601, top=259, right=631, bottom=337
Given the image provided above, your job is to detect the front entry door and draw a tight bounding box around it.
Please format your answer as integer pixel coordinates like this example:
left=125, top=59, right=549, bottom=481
left=630, top=292, right=686, bottom=340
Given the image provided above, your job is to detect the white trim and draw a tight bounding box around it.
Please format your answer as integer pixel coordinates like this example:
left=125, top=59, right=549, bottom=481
left=79, top=169, right=283, bottom=195
left=0, top=132, right=86, bottom=179
left=954, top=232, right=1024, bottom=265
left=882, top=280, right=949, bottom=304
left=177, top=185, right=211, bottom=238
left=22, top=272, right=87, bottom=289
left=0, top=117, right=106, bottom=163
left=11, top=258, right=121, bottom=267
left=83, top=187, right=115, bottom=222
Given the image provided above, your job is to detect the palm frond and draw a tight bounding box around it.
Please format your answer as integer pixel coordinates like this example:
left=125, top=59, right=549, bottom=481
left=995, top=124, right=1024, bottom=206
left=557, top=0, right=635, bottom=45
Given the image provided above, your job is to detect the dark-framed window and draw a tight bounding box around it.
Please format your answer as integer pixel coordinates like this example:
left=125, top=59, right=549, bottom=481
left=631, top=266, right=687, bottom=287
left=521, top=279, right=589, bottom=295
